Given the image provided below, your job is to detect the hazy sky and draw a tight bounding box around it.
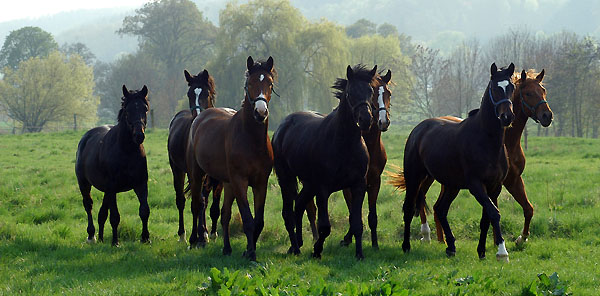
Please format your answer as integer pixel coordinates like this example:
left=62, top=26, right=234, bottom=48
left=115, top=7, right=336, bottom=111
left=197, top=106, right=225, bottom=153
left=0, top=0, right=146, bottom=22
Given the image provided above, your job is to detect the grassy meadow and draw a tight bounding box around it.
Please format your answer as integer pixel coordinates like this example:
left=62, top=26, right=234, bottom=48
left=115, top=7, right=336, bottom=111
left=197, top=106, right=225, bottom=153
left=0, top=128, right=598, bottom=295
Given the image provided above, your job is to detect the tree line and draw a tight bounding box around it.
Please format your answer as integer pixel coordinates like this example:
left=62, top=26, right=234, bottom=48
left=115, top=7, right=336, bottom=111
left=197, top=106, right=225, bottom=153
left=0, top=0, right=599, bottom=137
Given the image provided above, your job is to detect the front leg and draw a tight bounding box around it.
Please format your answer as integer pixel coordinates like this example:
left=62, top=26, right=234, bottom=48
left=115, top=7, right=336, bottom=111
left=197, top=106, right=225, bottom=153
left=231, top=177, right=256, bottom=261
left=312, top=189, right=331, bottom=259
left=349, top=182, right=366, bottom=259
left=251, top=183, right=267, bottom=250
left=134, top=184, right=150, bottom=243
left=468, top=181, right=508, bottom=262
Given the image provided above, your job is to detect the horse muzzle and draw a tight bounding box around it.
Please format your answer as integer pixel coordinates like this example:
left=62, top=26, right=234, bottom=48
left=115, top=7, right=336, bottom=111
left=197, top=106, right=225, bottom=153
left=499, top=112, right=514, bottom=127
left=539, top=111, right=553, bottom=127
left=378, top=113, right=390, bottom=132
left=253, top=100, right=269, bottom=122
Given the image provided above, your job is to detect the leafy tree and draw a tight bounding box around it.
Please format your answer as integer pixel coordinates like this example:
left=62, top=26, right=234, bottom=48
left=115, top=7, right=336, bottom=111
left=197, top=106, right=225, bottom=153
left=0, top=51, right=98, bottom=132
left=60, top=42, right=96, bottom=65
left=0, top=26, right=58, bottom=70
left=346, top=18, right=377, bottom=38
left=377, top=23, right=398, bottom=37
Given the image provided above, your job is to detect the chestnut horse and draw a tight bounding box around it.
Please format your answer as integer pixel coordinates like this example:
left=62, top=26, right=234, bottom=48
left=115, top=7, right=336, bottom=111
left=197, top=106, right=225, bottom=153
left=186, top=56, right=275, bottom=261
left=305, top=70, right=393, bottom=249
left=167, top=69, right=222, bottom=242
left=391, top=63, right=515, bottom=261
left=273, top=64, right=377, bottom=260
left=76, top=85, right=150, bottom=246
left=417, top=69, right=552, bottom=245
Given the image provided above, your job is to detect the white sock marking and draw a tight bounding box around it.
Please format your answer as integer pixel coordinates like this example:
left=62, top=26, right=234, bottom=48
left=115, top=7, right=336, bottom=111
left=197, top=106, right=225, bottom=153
left=497, top=241, right=508, bottom=256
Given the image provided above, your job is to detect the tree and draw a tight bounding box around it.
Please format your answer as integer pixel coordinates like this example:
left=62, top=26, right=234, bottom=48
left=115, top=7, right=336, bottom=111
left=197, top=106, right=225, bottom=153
left=377, top=23, right=398, bottom=37
left=409, top=45, right=444, bottom=118
left=0, top=51, right=98, bottom=132
left=345, top=18, right=377, bottom=38
left=60, top=42, right=96, bottom=65
left=0, top=26, right=58, bottom=70
left=118, top=0, right=217, bottom=119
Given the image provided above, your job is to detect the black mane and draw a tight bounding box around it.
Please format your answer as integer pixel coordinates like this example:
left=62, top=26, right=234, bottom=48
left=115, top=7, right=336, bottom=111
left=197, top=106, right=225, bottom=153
left=117, top=89, right=149, bottom=123
left=332, top=64, right=376, bottom=100
left=246, top=59, right=277, bottom=80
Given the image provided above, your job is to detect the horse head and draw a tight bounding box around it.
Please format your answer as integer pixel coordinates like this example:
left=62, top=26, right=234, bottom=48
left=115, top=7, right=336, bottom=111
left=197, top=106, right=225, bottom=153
left=184, top=69, right=216, bottom=118
left=515, top=69, right=553, bottom=127
left=489, top=63, right=515, bottom=127
left=373, top=70, right=392, bottom=131
left=345, top=64, right=377, bottom=131
left=120, top=85, right=149, bottom=145
left=245, top=56, right=275, bottom=123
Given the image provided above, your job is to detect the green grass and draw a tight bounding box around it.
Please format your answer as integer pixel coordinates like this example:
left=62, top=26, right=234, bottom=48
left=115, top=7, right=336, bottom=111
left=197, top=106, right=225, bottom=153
left=0, top=128, right=597, bottom=295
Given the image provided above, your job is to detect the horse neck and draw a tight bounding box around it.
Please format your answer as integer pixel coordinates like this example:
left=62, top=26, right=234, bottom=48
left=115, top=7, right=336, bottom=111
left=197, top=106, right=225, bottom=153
left=505, top=85, right=528, bottom=149
left=477, top=86, right=505, bottom=139
left=115, top=120, right=139, bottom=152
left=334, top=94, right=362, bottom=140
left=362, top=123, right=381, bottom=148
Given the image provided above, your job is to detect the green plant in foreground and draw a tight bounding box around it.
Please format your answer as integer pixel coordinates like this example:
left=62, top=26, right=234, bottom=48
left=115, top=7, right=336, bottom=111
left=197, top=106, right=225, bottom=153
left=522, top=272, right=571, bottom=296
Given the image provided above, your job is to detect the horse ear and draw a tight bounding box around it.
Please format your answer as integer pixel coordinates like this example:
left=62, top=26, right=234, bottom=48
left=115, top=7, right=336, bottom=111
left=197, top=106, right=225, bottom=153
left=184, top=70, right=192, bottom=83
left=369, top=65, right=378, bottom=78
left=382, top=70, right=392, bottom=84
left=536, top=69, right=545, bottom=82
left=507, top=63, right=515, bottom=75
left=200, top=69, right=209, bottom=82
left=140, top=85, right=148, bottom=97
left=521, top=70, right=527, bottom=83
left=247, top=56, right=254, bottom=71
left=122, top=85, right=129, bottom=97
left=346, top=65, right=354, bottom=80
left=266, top=56, right=274, bottom=72
left=490, top=63, right=497, bottom=76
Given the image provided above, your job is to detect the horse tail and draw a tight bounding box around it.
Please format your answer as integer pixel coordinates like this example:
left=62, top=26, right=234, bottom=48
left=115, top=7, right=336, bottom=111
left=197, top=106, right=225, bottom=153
left=421, top=200, right=431, bottom=215
left=386, top=165, right=406, bottom=191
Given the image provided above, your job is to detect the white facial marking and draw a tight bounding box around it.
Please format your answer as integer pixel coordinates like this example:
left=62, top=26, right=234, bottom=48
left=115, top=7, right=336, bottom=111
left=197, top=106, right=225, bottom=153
left=194, top=87, right=202, bottom=109
left=498, top=80, right=509, bottom=92
left=255, top=99, right=268, bottom=116
left=259, top=74, right=264, bottom=82
left=377, top=86, right=389, bottom=125
left=497, top=241, right=508, bottom=256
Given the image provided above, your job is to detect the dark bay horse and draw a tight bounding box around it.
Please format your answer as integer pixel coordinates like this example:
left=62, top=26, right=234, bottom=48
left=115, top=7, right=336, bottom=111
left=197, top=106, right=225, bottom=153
left=76, top=85, right=150, bottom=246
left=167, top=69, right=222, bottom=242
left=391, top=63, right=515, bottom=261
left=305, top=70, right=393, bottom=249
left=417, top=69, right=552, bottom=245
left=273, top=64, right=377, bottom=260
left=186, top=56, right=275, bottom=261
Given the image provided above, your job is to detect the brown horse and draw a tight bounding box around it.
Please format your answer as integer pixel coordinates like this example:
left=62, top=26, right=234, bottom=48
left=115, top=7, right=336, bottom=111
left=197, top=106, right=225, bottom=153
left=417, top=69, right=552, bottom=245
left=167, top=69, right=222, bottom=242
left=304, top=70, right=393, bottom=249
left=186, top=56, right=275, bottom=261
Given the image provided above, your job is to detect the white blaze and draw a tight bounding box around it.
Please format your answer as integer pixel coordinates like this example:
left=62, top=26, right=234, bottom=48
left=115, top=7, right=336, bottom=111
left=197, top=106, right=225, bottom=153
left=498, top=80, right=509, bottom=93
left=194, top=88, right=202, bottom=109
left=377, top=86, right=388, bottom=124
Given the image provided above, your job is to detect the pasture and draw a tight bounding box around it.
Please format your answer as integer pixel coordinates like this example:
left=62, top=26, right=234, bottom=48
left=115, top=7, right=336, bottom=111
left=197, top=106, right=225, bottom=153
left=0, top=128, right=598, bottom=295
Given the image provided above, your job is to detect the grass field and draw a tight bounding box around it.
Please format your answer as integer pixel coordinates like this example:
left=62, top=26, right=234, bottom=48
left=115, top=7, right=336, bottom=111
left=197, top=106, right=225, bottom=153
left=0, top=128, right=598, bottom=295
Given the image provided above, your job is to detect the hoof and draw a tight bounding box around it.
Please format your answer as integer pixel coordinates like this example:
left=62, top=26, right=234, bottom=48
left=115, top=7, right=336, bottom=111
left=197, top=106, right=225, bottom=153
left=86, top=236, right=97, bottom=244
left=339, top=239, right=351, bottom=247
left=242, top=250, right=257, bottom=261
left=223, top=247, right=232, bottom=256
left=311, top=252, right=322, bottom=259
left=203, top=232, right=210, bottom=243
left=112, top=242, right=120, bottom=248
left=178, top=233, right=187, bottom=243
left=287, top=246, right=300, bottom=255
left=478, top=253, right=486, bottom=260
left=210, top=232, right=218, bottom=239
left=515, top=235, right=528, bottom=245
left=372, top=243, right=379, bottom=250
left=496, top=253, right=509, bottom=262
left=402, top=242, right=411, bottom=253
left=445, top=248, right=456, bottom=257
left=141, top=238, right=151, bottom=244
left=355, top=253, right=365, bottom=260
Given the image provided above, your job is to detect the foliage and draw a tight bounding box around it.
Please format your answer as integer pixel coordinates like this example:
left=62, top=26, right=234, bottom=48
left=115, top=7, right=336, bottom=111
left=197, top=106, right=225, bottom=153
left=522, top=272, right=572, bottom=296
left=0, top=51, right=98, bottom=132
left=346, top=18, right=377, bottom=38
left=0, top=26, right=59, bottom=71
left=60, top=42, right=97, bottom=66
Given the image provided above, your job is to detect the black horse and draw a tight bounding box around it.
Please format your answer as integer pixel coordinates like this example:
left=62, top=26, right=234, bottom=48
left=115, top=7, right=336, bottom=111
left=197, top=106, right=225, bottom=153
left=394, top=63, right=515, bottom=261
left=273, top=64, right=376, bottom=260
left=75, top=85, right=150, bottom=246
left=167, top=69, right=222, bottom=242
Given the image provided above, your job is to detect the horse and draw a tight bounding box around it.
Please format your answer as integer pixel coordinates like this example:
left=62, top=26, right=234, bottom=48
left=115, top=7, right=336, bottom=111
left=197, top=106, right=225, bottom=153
left=186, top=56, right=275, bottom=261
left=416, top=69, right=552, bottom=245
left=304, top=70, right=393, bottom=249
left=273, top=64, right=377, bottom=260
left=167, top=69, right=222, bottom=243
left=391, top=63, right=515, bottom=261
left=75, top=85, right=150, bottom=246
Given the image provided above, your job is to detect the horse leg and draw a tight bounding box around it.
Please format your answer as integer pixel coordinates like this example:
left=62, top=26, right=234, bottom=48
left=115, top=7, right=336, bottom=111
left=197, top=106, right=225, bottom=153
left=350, top=182, right=366, bottom=259
left=78, top=179, right=95, bottom=243
left=231, top=178, right=256, bottom=261
left=401, top=169, right=426, bottom=253
left=172, top=167, right=187, bottom=242
left=209, top=181, right=223, bottom=238
left=367, top=174, right=381, bottom=249
left=504, top=176, right=533, bottom=245
left=134, top=183, right=150, bottom=243
left=312, top=190, right=331, bottom=259
left=306, top=198, right=318, bottom=242
left=432, top=192, right=446, bottom=243
left=340, top=188, right=353, bottom=247
left=468, top=182, right=508, bottom=262
left=106, top=193, right=120, bottom=247
left=294, top=186, right=314, bottom=249
left=189, top=170, right=207, bottom=248
left=97, top=192, right=110, bottom=243
left=251, top=184, right=267, bottom=251
left=418, top=176, right=434, bottom=243
left=433, top=187, right=460, bottom=257
left=221, top=183, right=234, bottom=256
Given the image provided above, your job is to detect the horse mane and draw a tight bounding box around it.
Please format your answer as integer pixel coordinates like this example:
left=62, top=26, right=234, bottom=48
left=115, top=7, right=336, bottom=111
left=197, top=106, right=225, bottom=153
left=205, top=74, right=217, bottom=106
left=468, top=109, right=479, bottom=117
left=246, top=59, right=278, bottom=81
left=512, top=69, right=544, bottom=87
left=117, top=89, right=149, bottom=123
left=332, top=64, right=376, bottom=100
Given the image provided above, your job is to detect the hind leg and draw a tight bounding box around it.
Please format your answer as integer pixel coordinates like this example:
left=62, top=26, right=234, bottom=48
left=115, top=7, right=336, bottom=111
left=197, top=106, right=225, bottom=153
left=417, top=177, right=434, bottom=243
left=78, top=179, right=96, bottom=243
left=306, top=198, right=318, bottom=242
left=401, top=171, right=427, bottom=253
left=221, top=183, right=235, bottom=255
left=312, top=189, right=332, bottom=259
left=172, top=168, right=186, bottom=242
left=433, top=187, right=460, bottom=257
left=504, top=176, right=533, bottom=244
left=97, top=192, right=111, bottom=243
left=278, top=177, right=300, bottom=255
left=349, top=182, right=366, bottom=259
left=106, top=193, right=120, bottom=246
left=209, top=181, right=223, bottom=238
left=294, top=186, right=314, bottom=250
left=134, top=184, right=150, bottom=243
left=340, top=188, right=353, bottom=247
